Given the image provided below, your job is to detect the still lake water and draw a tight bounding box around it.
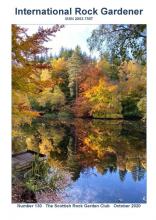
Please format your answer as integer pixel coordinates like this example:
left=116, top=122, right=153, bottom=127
left=12, top=118, right=146, bottom=203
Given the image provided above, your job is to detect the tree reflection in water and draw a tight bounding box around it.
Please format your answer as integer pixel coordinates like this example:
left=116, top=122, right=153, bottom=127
left=12, top=118, right=146, bottom=202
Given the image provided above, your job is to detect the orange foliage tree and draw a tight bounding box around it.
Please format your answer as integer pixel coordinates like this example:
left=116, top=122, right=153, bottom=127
left=12, top=24, right=63, bottom=125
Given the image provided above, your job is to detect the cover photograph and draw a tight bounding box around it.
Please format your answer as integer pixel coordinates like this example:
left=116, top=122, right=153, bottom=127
left=12, top=24, right=146, bottom=204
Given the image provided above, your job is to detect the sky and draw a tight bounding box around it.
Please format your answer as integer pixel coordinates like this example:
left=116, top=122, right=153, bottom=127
left=23, top=24, right=100, bottom=58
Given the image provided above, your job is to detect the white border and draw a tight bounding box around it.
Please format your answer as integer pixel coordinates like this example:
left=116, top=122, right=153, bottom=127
left=0, top=0, right=156, bottom=219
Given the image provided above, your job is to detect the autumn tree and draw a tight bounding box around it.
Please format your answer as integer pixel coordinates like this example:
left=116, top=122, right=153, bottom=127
left=72, top=63, right=102, bottom=117
left=51, top=57, right=70, bottom=101
left=36, top=86, right=66, bottom=112
left=97, top=57, right=119, bottom=81
left=85, top=78, right=122, bottom=118
left=12, top=24, right=63, bottom=125
left=78, top=64, right=102, bottom=93
left=118, top=61, right=146, bottom=119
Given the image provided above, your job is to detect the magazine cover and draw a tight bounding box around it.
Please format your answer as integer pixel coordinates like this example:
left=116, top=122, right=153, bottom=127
left=0, top=0, right=155, bottom=219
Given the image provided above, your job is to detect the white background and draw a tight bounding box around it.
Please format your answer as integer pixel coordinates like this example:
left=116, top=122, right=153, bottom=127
left=0, top=0, right=155, bottom=219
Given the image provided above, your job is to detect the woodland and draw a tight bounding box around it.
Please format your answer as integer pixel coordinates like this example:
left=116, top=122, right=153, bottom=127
left=12, top=24, right=146, bottom=125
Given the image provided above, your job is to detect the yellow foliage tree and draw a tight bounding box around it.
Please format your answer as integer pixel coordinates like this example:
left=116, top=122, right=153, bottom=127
left=85, top=78, right=122, bottom=118
left=51, top=57, right=67, bottom=75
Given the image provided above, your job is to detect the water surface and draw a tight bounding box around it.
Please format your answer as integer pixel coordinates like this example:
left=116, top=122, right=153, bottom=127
left=12, top=118, right=146, bottom=203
